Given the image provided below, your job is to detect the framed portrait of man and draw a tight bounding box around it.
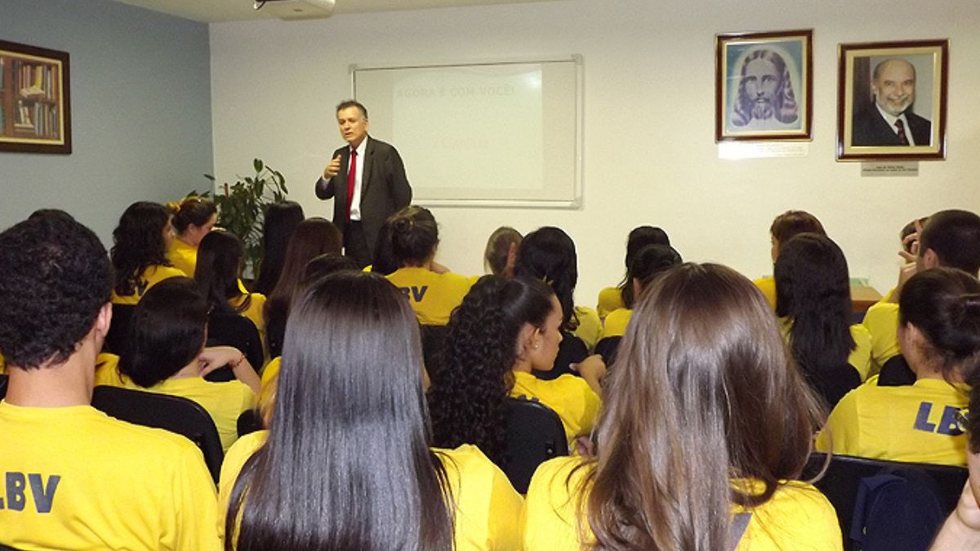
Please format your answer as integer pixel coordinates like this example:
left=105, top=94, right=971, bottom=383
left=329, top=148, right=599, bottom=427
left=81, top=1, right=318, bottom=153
left=837, top=39, right=948, bottom=161
left=715, top=30, right=812, bottom=142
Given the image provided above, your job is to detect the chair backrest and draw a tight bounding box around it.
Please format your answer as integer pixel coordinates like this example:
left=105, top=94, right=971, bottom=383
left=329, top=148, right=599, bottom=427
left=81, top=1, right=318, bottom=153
left=536, top=332, right=588, bottom=381
left=503, top=396, right=569, bottom=494
left=0, top=543, right=27, bottom=551
left=0, top=374, right=7, bottom=400
left=207, top=312, right=264, bottom=376
left=803, top=453, right=967, bottom=551
left=103, top=303, right=136, bottom=355
left=594, top=336, right=622, bottom=365
left=237, top=408, right=264, bottom=438
left=419, top=324, right=450, bottom=382
left=877, top=355, right=916, bottom=387
left=91, top=385, right=224, bottom=482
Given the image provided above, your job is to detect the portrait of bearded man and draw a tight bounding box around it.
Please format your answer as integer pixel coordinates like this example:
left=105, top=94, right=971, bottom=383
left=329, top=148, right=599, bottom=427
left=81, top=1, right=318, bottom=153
left=730, top=48, right=800, bottom=130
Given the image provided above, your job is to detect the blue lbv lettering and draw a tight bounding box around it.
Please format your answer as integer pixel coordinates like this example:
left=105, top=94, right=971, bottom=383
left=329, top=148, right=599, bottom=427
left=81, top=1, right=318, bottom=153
left=398, top=286, right=428, bottom=302
left=0, top=472, right=60, bottom=513
left=913, top=402, right=964, bottom=436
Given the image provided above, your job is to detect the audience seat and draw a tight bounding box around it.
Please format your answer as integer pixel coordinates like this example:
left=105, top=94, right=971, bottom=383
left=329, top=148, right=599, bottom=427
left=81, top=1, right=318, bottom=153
left=206, top=312, right=264, bottom=381
left=91, top=385, right=224, bottom=482
left=877, top=355, right=916, bottom=386
left=536, top=332, right=587, bottom=381
left=0, top=374, right=7, bottom=400
left=103, top=303, right=136, bottom=355
left=237, top=409, right=264, bottom=437
left=594, top=336, right=622, bottom=365
left=803, top=452, right=967, bottom=551
left=502, top=396, right=569, bottom=494
left=420, top=324, right=450, bottom=383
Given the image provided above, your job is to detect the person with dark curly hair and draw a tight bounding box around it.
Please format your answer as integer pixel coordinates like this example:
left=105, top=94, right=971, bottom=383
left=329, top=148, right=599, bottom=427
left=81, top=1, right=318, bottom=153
left=596, top=225, right=670, bottom=319
left=167, top=196, right=218, bottom=277
left=97, top=277, right=259, bottom=453
left=429, top=275, right=606, bottom=455
left=383, top=205, right=478, bottom=326
left=515, top=227, right=602, bottom=377
left=0, top=215, right=219, bottom=549
left=110, top=201, right=185, bottom=305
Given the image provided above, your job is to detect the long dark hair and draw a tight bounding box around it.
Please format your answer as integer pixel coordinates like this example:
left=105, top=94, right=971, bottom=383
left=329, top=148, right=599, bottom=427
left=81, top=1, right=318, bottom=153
left=514, top=226, right=579, bottom=332
left=195, top=230, right=249, bottom=315
left=618, top=226, right=670, bottom=308
left=110, top=201, right=173, bottom=296
left=623, top=244, right=681, bottom=308
left=586, top=263, right=822, bottom=550
left=253, top=201, right=305, bottom=295
left=264, top=218, right=342, bottom=357
left=226, top=272, right=454, bottom=550
left=774, top=233, right=856, bottom=379
left=428, top=275, right=554, bottom=464
left=387, top=206, right=439, bottom=268
left=118, top=277, right=208, bottom=388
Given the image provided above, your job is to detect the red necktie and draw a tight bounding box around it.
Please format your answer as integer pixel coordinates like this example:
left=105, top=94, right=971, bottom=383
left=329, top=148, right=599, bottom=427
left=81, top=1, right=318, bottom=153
left=346, top=148, right=357, bottom=221
left=895, top=120, right=910, bottom=145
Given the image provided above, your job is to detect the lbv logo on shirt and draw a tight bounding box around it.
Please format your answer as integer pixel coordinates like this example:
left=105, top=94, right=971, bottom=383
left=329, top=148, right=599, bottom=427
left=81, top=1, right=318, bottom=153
left=913, top=402, right=964, bottom=436
left=398, top=286, right=428, bottom=302
left=0, top=472, right=60, bottom=513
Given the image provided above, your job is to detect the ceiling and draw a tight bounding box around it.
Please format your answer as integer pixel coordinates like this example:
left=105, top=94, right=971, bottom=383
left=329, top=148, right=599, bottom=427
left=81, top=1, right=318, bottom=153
left=113, top=0, right=557, bottom=23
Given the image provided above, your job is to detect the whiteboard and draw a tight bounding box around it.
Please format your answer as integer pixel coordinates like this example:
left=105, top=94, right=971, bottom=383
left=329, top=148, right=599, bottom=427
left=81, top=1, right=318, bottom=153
left=352, top=56, right=583, bottom=208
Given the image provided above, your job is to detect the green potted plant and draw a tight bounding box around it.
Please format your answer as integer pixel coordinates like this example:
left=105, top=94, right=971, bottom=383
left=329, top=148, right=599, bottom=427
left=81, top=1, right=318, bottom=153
left=193, top=158, right=288, bottom=279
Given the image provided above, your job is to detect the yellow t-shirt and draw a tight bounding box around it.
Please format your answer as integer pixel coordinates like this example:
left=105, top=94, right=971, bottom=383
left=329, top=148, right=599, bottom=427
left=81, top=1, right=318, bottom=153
left=816, top=375, right=970, bottom=467
left=600, top=308, right=632, bottom=340
left=509, top=371, right=600, bottom=446
left=167, top=237, right=199, bottom=277
left=595, top=286, right=624, bottom=320
left=753, top=276, right=778, bottom=310
left=0, top=402, right=219, bottom=550
left=862, top=299, right=901, bottom=372
left=217, top=431, right=522, bottom=550
left=522, top=456, right=842, bottom=551
left=572, top=306, right=601, bottom=351
left=110, top=264, right=186, bottom=305
left=96, top=359, right=257, bottom=453
left=386, top=267, right=479, bottom=326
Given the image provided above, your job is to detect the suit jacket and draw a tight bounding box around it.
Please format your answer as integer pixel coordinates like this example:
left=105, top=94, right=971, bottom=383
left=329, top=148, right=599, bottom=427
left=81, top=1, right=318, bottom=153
left=852, top=103, right=931, bottom=147
left=314, top=137, right=412, bottom=257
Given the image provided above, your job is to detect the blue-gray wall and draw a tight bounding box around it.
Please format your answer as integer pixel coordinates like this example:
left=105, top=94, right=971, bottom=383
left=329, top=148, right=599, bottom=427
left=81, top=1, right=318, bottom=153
left=0, top=0, right=212, bottom=244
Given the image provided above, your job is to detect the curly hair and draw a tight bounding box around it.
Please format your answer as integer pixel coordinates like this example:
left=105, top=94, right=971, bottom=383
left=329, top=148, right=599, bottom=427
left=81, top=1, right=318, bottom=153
left=110, top=201, right=173, bottom=296
left=0, top=215, right=111, bottom=369
left=514, top=226, right=579, bottom=332
left=428, top=275, right=554, bottom=465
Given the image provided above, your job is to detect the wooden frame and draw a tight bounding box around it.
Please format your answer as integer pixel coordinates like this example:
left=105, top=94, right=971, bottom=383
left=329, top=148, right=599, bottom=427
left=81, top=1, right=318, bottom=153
left=716, top=30, right=812, bottom=142
left=837, top=39, right=947, bottom=161
left=0, top=40, right=71, bottom=154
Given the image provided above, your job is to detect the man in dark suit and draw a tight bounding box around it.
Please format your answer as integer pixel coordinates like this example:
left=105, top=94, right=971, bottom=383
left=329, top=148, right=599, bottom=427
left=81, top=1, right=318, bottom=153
left=314, top=100, right=412, bottom=267
left=852, top=58, right=931, bottom=147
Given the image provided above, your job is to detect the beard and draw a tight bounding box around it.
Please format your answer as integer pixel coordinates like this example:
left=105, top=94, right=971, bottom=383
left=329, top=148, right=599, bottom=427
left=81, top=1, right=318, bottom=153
left=751, top=99, right=774, bottom=120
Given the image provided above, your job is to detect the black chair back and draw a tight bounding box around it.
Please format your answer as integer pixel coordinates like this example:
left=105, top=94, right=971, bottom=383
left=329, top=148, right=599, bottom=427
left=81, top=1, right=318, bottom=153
left=594, top=336, right=622, bottom=365
left=237, top=409, right=264, bottom=437
left=103, top=303, right=136, bottom=355
left=207, top=312, right=263, bottom=381
left=0, top=374, right=7, bottom=400
left=91, top=385, right=224, bottom=482
left=803, top=453, right=967, bottom=551
left=536, top=332, right=587, bottom=380
left=502, top=396, right=569, bottom=494
left=419, top=324, right=450, bottom=382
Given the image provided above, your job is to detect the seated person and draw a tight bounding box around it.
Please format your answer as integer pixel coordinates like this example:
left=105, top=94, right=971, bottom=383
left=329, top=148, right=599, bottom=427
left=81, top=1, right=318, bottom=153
left=110, top=201, right=185, bottom=305
left=818, top=267, right=980, bottom=466
left=0, top=214, right=218, bottom=549
left=217, top=272, right=522, bottom=550
left=484, top=226, right=522, bottom=278
left=522, top=263, right=840, bottom=550
left=596, top=225, right=670, bottom=319
left=195, top=230, right=267, bottom=360
left=774, top=234, right=869, bottom=408
left=167, top=196, right=217, bottom=277
left=97, top=277, right=260, bottom=453
left=429, top=276, right=606, bottom=456
left=383, top=206, right=478, bottom=325
left=864, top=209, right=980, bottom=372
left=753, top=210, right=826, bottom=309
left=515, top=227, right=601, bottom=374
left=931, top=380, right=980, bottom=549
left=601, top=243, right=682, bottom=341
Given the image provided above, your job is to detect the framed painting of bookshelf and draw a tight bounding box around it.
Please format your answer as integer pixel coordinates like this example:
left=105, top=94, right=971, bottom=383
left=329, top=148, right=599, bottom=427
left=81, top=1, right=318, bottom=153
left=0, top=40, right=71, bottom=154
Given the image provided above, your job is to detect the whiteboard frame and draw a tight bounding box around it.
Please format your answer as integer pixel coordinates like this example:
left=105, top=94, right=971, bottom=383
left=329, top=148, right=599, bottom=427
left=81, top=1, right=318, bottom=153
left=350, top=55, right=584, bottom=209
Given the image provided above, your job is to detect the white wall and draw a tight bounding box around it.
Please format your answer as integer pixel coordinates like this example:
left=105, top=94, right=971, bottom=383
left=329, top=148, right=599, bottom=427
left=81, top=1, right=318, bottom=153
left=210, top=0, right=980, bottom=304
